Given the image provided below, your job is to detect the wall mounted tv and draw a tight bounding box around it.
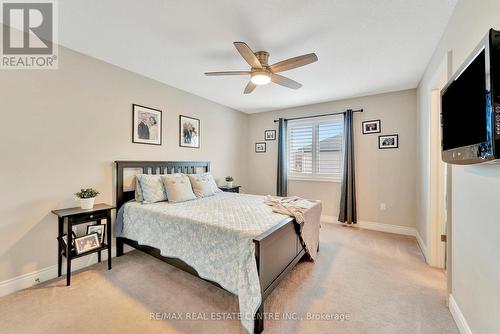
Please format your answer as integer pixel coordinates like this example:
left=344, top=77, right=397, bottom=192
left=441, top=29, right=500, bottom=164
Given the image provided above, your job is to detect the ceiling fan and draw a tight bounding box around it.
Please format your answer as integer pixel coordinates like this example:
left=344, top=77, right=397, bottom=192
left=205, top=42, right=318, bottom=94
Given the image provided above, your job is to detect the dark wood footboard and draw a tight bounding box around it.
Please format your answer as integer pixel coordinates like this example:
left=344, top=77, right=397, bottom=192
left=253, top=217, right=306, bottom=332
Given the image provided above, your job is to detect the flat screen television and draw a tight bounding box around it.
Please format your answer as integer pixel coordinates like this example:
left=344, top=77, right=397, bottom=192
left=441, top=29, right=500, bottom=164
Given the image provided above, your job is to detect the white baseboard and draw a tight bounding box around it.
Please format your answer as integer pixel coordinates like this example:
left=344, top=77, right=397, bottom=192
left=0, top=264, right=59, bottom=298
left=416, top=231, right=429, bottom=263
left=449, top=294, right=473, bottom=334
left=0, top=247, right=121, bottom=298
left=321, top=215, right=416, bottom=236
left=321, top=215, right=337, bottom=223
left=358, top=220, right=416, bottom=236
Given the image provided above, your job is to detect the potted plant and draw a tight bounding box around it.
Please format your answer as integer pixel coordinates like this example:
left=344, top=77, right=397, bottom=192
left=75, top=188, right=100, bottom=210
left=225, top=176, right=234, bottom=188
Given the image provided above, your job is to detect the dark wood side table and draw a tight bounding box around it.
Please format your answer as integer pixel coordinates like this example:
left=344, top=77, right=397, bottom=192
left=51, top=204, right=115, bottom=286
left=219, top=185, right=241, bottom=193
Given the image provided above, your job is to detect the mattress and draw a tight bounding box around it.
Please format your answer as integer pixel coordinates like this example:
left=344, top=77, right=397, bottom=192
left=116, top=192, right=289, bottom=333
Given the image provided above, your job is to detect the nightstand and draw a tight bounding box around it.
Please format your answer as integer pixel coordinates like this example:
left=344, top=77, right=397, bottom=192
left=219, top=185, right=241, bottom=193
left=51, top=204, right=115, bottom=286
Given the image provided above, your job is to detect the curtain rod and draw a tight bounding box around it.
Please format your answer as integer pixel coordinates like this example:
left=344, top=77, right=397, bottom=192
left=273, top=109, right=363, bottom=123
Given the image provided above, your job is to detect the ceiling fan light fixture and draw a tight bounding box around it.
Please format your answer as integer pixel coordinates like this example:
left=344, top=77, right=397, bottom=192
left=251, top=72, right=271, bottom=85
left=205, top=42, right=318, bottom=93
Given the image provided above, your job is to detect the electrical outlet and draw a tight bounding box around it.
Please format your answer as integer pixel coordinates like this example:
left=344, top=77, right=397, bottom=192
left=380, top=203, right=386, bottom=211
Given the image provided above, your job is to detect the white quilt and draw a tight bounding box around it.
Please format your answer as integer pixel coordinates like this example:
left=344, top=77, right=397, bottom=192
left=120, top=192, right=292, bottom=333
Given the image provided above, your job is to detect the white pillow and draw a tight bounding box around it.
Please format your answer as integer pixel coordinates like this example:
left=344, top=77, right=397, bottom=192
left=162, top=174, right=197, bottom=203
left=209, top=174, right=223, bottom=194
left=136, top=174, right=167, bottom=203
left=188, top=173, right=218, bottom=198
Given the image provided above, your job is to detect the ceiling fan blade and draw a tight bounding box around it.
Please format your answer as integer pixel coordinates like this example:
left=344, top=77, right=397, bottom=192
left=271, top=74, right=302, bottom=90
left=269, top=53, right=318, bottom=73
left=244, top=81, right=257, bottom=94
left=234, top=42, right=262, bottom=69
left=204, top=71, right=250, bottom=76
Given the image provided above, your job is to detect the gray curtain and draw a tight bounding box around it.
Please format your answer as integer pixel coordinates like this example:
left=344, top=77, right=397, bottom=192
left=276, top=118, right=288, bottom=197
left=338, top=109, right=357, bottom=224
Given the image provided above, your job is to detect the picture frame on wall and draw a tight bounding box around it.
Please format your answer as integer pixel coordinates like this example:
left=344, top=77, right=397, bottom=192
left=255, top=142, right=266, bottom=153
left=264, top=130, right=276, bottom=141
left=378, top=134, right=399, bottom=149
left=362, top=120, right=381, bottom=134
left=179, top=115, right=200, bottom=148
left=132, top=104, right=162, bottom=145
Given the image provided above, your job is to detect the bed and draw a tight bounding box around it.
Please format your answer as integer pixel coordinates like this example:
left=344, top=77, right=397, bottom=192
left=115, top=161, right=319, bottom=333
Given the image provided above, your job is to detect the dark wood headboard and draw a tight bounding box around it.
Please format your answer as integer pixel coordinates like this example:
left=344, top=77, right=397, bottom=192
left=115, top=161, right=211, bottom=209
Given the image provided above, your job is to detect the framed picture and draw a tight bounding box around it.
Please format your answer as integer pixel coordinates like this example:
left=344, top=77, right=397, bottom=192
left=179, top=115, right=200, bottom=148
left=362, top=120, right=381, bottom=134
left=87, top=224, right=105, bottom=244
left=60, top=232, right=77, bottom=250
left=264, top=130, right=276, bottom=141
left=379, top=134, right=399, bottom=149
left=255, top=142, right=266, bottom=153
left=132, top=104, right=162, bottom=145
left=74, top=233, right=101, bottom=254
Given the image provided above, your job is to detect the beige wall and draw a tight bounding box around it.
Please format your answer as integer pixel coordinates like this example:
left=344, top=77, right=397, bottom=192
left=417, top=0, right=500, bottom=332
left=0, top=45, right=249, bottom=283
left=246, top=89, right=417, bottom=227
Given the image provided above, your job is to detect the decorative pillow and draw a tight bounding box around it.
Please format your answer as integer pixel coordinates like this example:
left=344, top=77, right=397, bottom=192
left=136, top=174, right=167, bottom=203
left=188, top=173, right=218, bottom=198
left=162, top=174, right=197, bottom=203
left=209, top=174, right=223, bottom=194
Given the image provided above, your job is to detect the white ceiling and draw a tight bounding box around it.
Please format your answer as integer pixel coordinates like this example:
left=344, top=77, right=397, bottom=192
left=56, top=0, right=457, bottom=113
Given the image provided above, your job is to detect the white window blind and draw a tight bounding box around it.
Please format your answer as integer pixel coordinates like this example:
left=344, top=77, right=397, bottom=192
left=287, top=115, right=344, bottom=181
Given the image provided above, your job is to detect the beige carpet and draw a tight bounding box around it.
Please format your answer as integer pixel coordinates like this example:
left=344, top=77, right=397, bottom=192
left=0, top=224, right=458, bottom=334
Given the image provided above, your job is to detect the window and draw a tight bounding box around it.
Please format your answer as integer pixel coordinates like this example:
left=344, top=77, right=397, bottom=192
left=287, top=115, right=344, bottom=181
